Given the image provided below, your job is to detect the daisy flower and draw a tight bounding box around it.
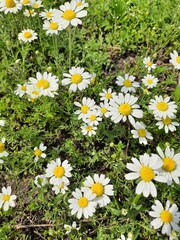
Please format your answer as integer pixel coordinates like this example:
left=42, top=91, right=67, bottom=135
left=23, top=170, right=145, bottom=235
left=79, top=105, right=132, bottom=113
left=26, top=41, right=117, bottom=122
left=99, top=88, right=116, bottom=102
left=142, top=74, right=159, bottom=89
left=83, top=109, right=102, bottom=126
left=43, top=20, right=63, bottom=35
left=169, top=50, right=180, bottom=69
left=108, top=93, right=143, bottom=125
left=52, top=1, right=87, bottom=29
left=0, top=186, right=17, bottom=211
left=117, top=234, right=132, bottom=240
left=81, top=124, right=97, bottom=136
left=116, top=73, right=140, bottom=93
left=28, top=72, right=59, bottom=97
left=39, top=8, right=56, bottom=20
left=52, top=181, right=69, bottom=195
left=23, top=8, right=37, bottom=17
left=0, top=137, right=8, bottom=158
left=0, top=114, right=5, bottom=128
left=34, top=174, right=48, bottom=188
left=0, top=0, right=22, bottom=14
left=68, top=188, right=96, bottom=219
left=155, top=116, right=179, bottom=133
left=149, top=200, right=180, bottom=236
left=82, top=174, right=114, bottom=207
left=45, top=158, right=72, bottom=185
left=64, top=221, right=80, bottom=234
left=21, top=0, right=30, bottom=6
left=98, top=101, right=111, bottom=118
left=30, top=0, right=42, bottom=9
left=143, top=56, right=156, bottom=71
left=26, top=84, right=43, bottom=101
left=18, top=29, right=38, bottom=43
left=33, top=143, right=47, bottom=162
left=62, top=67, right=91, bottom=92
left=71, top=0, right=89, bottom=8
left=125, top=153, right=167, bottom=197
left=74, top=97, right=96, bottom=120
left=149, top=96, right=177, bottom=119
left=156, top=146, right=180, bottom=185
left=131, top=121, right=153, bottom=145
left=14, top=83, right=28, bottom=97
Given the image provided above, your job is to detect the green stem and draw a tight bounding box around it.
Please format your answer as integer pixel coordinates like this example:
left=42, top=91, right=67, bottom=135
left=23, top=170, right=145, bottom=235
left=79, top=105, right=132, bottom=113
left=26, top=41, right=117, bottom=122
left=68, top=25, right=72, bottom=67
left=132, top=194, right=142, bottom=205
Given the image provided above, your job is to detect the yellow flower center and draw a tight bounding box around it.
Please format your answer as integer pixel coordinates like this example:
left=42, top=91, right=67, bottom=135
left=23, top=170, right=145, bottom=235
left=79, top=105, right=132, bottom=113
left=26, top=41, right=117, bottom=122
left=176, top=56, right=180, bottom=64
left=101, top=107, right=107, bottom=114
left=160, top=210, right=173, bottom=223
left=32, top=90, right=39, bottom=95
left=91, top=183, right=104, bottom=197
left=138, top=128, right=146, bottom=137
left=162, top=116, right=171, bottom=125
left=34, top=149, right=42, bottom=157
left=28, top=9, right=34, bottom=15
left=59, top=182, right=64, bottom=189
left=22, top=0, right=29, bottom=4
left=140, top=165, right=155, bottom=182
left=81, top=105, right=89, bottom=114
left=147, top=61, right=152, bottom=67
left=86, top=126, right=92, bottom=131
left=2, top=195, right=10, bottom=201
left=53, top=166, right=65, bottom=178
left=105, top=93, right=112, bottom=99
left=89, top=115, right=96, bottom=121
left=63, top=10, right=76, bottom=21
left=78, top=197, right=88, bottom=208
left=76, top=2, right=83, bottom=6
left=156, top=102, right=168, bottom=111
left=71, top=74, right=82, bottom=84
left=123, top=79, right=132, bottom=87
left=46, top=12, right=52, bottom=18
left=36, top=79, right=50, bottom=89
left=0, top=143, right=5, bottom=153
left=21, top=85, right=27, bottom=91
left=23, top=32, right=32, bottom=39
left=147, top=79, right=153, bottom=84
left=50, top=22, right=58, bottom=30
left=162, top=157, right=176, bottom=172
left=33, top=3, right=40, bottom=8
left=5, top=0, right=16, bottom=8
left=119, top=103, right=132, bottom=116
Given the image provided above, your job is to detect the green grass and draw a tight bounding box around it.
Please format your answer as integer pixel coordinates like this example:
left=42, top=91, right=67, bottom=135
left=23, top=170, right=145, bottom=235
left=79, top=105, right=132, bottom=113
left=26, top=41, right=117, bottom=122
left=0, top=0, right=180, bottom=239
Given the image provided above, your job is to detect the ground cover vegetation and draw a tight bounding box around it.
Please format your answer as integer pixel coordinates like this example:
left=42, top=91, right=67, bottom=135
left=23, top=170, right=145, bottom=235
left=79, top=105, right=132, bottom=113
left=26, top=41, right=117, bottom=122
left=0, top=0, right=180, bottom=239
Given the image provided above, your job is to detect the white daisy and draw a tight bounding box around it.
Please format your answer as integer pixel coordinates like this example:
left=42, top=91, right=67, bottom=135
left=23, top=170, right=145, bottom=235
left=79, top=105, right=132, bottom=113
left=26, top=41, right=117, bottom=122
left=83, top=109, right=102, bottom=126
left=52, top=1, right=87, bottom=29
left=143, top=56, right=156, bottom=71
left=28, top=72, right=59, bottom=97
left=45, top=158, right=72, bottom=185
left=99, top=88, right=116, bottom=102
left=116, top=73, right=140, bottom=93
left=43, top=20, right=63, bottom=35
left=149, top=96, right=177, bottom=119
left=81, top=124, right=97, bottom=137
left=21, top=0, right=30, bottom=6
left=14, top=83, right=28, bottom=97
left=62, top=67, right=91, bottom=92
left=0, top=0, right=22, bottom=14
left=18, top=29, right=38, bottom=43
left=74, top=97, right=96, bottom=120
left=125, top=153, right=167, bottom=197
left=23, top=8, right=37, bottom=17
left=117, top=234, right=132, bottom=240
left=131, top=122, right=153, bottom=145
left=98, top=101, right=111, bottom=118
left=82, top=174, right=114, bottom=208
left=71, top=0, right=88, bottom=8
left=68, top=188, right=96, bottom=219
left=0, top=137, right=8, bottom=158
left=34, top=174, right=48, bottom=188
left=0, top=186, right=17, bottom=211
left=108, top=93, right=143, bottom=125
left=52, top=181, right=69, bottom=195
left=30, top=0, right=42, bottom=9
left=26, top=84, right=43, bottom=101
left=33, top=143, right=47, bottom=162
left=156, top=146, right=180, bottom=185
left=0, top=114, right=5, bottom=128
left=169, top=50, right=180, bottom=69
left=155, top=116, right=179, bottom=133
left=64, top=221, right=80, bottom=234
left=39, top=8, right=56, bottom=20
left=149, top=200, right=180, bottom=236
left=142, top=74, right=159, bottom=89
